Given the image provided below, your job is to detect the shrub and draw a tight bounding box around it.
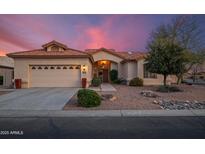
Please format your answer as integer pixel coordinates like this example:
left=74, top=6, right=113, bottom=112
left=91, top=77, right=101, bottom=87
left=113, top=79, right=122, bottom=84
left=110, top=69, right=118, bottom=81
left=77, top=89, right=101, bottom=107
left=129, top=77, right=143, bottom=86
left=156, top=85, right=182, bottom=93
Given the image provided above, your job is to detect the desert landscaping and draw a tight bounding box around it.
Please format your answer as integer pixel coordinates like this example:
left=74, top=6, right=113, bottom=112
left=63, top=84, right=205, bottom=110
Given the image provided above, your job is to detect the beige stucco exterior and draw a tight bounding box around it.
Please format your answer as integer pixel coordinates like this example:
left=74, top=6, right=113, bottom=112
left=13, top=58, right=92, bottom=88
left=91, top=50, right=124, bottom=78
left=10, top=48, right=177, bottom=88
left=91, top=51, right=177, bottom=85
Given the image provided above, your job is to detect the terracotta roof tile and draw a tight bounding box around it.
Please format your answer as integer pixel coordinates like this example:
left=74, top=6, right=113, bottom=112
left=85, top=48, right=147, bottom=61
left=7, top=41, right=147, bottom=62
left=7, top=48, right=90, bottom=58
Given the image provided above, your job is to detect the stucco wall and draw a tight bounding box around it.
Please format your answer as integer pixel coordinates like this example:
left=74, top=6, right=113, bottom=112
left=127, top=61, right=138, bottom=80
left=0, top=67, right=13, bottom=87
left=92, top=51, right=124, bottom=78
left=120, top=63, right=128, bottom=79
left=13, top=58, right=92, bottom=88
left=110, top=62, right=118, bottom=70
left=137, top=59, right=177, bottom=85
left=92, top=51, right=123, bottom=63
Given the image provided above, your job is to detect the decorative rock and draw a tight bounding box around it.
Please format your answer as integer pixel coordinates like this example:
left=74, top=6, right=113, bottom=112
left=140, top=90, right=159, bottom=98
left=110, top=96, right=117, bottom=101
left=194, top=100, right=198, bottom=103
left=153, top=100, right=158, bottom=104
left=157, top=99, right=205, bottom=110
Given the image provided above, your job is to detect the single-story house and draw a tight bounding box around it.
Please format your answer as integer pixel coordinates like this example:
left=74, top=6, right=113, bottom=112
left=0, top=56, right=14, bottom=88
left=7, top=40, right=176, bottom=88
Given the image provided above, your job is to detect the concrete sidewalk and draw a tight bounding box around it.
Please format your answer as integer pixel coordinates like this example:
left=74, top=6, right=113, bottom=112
left=0, top=109, right=204, bottom=118
left=88, top=83, right=116, bottom=92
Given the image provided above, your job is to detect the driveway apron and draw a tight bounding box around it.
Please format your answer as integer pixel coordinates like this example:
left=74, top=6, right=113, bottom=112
left=0, top=88, right=78, bottom=110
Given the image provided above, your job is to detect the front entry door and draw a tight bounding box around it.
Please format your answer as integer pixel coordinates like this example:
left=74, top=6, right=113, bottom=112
left=102, top=69, right=109, bottom=82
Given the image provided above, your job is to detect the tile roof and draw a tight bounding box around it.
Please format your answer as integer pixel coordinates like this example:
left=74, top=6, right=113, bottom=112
left=7, top=48, right=90, bottom=58
left=7, top=41, right=147, bottom=62
left=85, top=48, right=147, bottom=61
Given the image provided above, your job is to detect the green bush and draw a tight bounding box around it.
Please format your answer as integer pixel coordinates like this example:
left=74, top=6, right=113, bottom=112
left=156, top=85, right=182, bottom=93
left=110, top=69, right=118, bottom=81
left=91, top=77, right=102, bottom=87
left=77, top=89, right=101, bottom=107
left=129, top=77, right=143, bottom=86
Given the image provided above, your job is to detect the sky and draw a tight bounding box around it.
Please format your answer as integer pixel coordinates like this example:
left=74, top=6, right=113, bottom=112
left=0, top=14, right=204, bottom=56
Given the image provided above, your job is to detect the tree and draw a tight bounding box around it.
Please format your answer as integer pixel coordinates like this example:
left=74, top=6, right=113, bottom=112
left=146, top=38, right=184, bottom=86
left=147, top=15, right=205, bottom=84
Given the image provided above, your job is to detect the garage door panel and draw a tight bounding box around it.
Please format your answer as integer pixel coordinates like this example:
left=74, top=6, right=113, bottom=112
left=30, top=65, right=81, bottom=87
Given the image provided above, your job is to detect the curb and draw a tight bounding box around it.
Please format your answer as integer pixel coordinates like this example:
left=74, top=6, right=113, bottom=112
left=0, top=109, right=205, bottom=117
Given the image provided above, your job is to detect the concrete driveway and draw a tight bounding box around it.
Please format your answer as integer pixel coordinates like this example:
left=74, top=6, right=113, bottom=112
left=0, top=88, right=78, bottom=110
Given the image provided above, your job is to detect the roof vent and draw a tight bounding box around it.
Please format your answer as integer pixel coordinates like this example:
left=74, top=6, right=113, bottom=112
left=128, top=51, right=132, bottom=54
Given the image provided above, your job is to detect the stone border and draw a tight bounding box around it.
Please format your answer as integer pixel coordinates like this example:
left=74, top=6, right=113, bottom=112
left=0, top=109, right=205, bottom=117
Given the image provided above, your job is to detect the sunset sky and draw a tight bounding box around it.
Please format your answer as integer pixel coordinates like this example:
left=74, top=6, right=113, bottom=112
left=0, top=14, right=204, bottom=56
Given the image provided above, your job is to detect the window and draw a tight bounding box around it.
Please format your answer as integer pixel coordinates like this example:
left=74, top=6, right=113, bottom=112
left=38, top=66, right=42, bottom=69
left=63, top=66, right=67, bottom=69
left=75, top=66, right=80, bottom=69
left=51, top=45, right=59, bottom=51
left=0, top=76, right=3, bottom=85
left=57, top=66, right=61, bottom=69
left=50, top=66, right=55, bottom=69
left=31, top=66, right=36, bottom=70
left=44, top=66, right=48, bottom=69
left=69, top=66, right=73, bottom=69
left=143, top=63, right=157, bottom=78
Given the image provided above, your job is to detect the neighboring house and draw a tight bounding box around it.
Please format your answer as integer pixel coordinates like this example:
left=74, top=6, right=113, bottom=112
left=185, top=61, right=205, bottom=80
left=0, top=56, right=14, bottom=88
left=7, top=40, right=176, bottom=88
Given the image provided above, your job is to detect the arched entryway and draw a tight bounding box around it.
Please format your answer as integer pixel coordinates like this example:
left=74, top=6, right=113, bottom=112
left=93, top=60, right=118, bottom=83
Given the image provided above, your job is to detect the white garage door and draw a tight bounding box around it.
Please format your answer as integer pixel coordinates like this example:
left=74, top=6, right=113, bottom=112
left=30, top=65, right=81, bottom=87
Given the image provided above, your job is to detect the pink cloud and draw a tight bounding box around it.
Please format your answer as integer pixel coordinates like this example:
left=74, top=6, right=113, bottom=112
left=0, top=15, right=54, bottom=51
left=0, top=50, right=6, bottom=56
left=0, top=15, right=155, bottom=52
left=85, top=27, right=107, bottom=48
left=75, top=15, right=149, bottom=51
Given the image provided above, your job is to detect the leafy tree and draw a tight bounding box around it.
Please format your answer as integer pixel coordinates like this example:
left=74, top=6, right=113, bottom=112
left=147, top=15, right=205, bottom=84
left=146, top=38, right=184, bottom=86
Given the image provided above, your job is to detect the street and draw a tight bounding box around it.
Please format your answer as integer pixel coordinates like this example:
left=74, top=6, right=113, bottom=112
left=0, top=116, right=205, bottom=139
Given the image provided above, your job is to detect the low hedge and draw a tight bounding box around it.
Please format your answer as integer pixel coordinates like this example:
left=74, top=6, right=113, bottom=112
left=77, top=89, right=101, bottom=107
left=129, top=77, right=143, bottom=86
left=91, top=77, right=102, bottom=87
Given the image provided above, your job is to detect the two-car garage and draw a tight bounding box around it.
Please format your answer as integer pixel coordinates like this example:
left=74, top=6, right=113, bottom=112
left=29, top=65, right=81, bottom=87
left=7, top=40, right=93, bottom=88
